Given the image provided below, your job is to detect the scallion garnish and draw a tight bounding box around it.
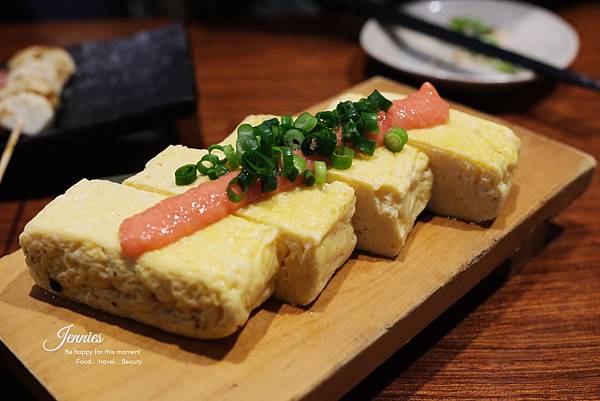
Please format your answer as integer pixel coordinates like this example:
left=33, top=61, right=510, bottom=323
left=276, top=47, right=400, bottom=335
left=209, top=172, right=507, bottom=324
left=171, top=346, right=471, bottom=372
left=175, top=164, right=198, bottom=186
left=367, top=89, right=393, bottom=112
left=355, top=98, right=377, bottom=113
left=281, top=115, right=293, bottom=127
left=293, top=112, right=318, bottom=133
left=355, top=137, right=377, bottom=156
left=241, top=149, right=276, bottom=176
left=283, top=129, right=305, bottom=150
left=261, top=174, right=277, bottom=193
left=208, top=144, right=239, bottom=170
left=236, top=124, right=258, bottom=155
left=301, top=128, right=337, bottom=157
left=342, top=120, right=359, bottom=142
left=175, top=88, right=398, bottom=201
left=226, top=176, right=245, bottom=202
left=338, top=101, right=360, bottom=122
left=206, top=163, right=229, bottom=180
left=196, top=153, right=222, bottom=175
left=361, top=112, right=379, bottom=133
left=272, top=146, right=294, bottom=176
left=237, top=123, right=254, bottom=136
left=315, top=111, right=339, bottom=128
left=314, top=161, right=327, bottom=185
left=292, top=154, right=307, bottom=175
left=303, top=169, right=315, bottom=187
left=331, top=145, right=354, bottom=169
left=254, top=121, right=278, bottom=149
left=388, top=127, right=408, bottom=145
left=384, top=127, right=408, bottom=153
left=384, top=133, right=404, bottom=153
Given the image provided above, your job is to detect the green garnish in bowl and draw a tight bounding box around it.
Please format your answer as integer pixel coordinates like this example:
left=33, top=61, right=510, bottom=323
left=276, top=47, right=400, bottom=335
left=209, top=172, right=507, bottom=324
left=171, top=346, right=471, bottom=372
left=449, top=16, right=520, bottom=74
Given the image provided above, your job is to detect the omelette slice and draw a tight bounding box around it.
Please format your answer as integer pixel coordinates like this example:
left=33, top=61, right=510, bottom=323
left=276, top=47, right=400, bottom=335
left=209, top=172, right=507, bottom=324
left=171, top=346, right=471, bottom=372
left=238, top=182, right=356, bottom=305
left=332, top=92, right=520, bottom=222
left=125, top=145, right=357, bottom=305
left=20, top=179, right=279, bottom=339
left=326, top=146, right=432, bottom=258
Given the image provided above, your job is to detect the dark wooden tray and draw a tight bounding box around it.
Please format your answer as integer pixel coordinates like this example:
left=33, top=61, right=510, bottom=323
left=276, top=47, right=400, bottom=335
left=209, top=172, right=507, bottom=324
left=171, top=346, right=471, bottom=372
left=1, top=24, right=197, bottom=152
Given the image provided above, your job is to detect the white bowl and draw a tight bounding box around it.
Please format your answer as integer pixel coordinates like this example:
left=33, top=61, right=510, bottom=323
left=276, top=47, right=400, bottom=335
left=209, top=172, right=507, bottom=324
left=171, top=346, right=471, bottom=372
left=359, top=0, right=579, bottom=85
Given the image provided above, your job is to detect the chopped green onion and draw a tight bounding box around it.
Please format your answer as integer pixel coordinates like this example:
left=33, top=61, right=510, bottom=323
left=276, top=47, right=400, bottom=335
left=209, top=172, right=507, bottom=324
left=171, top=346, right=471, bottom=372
left=293, top=112, right=318, bottom=133
left=283, top=129, right=305, bottom=150
left=261, top=174, right=277, bottom=192
left=292, top=154, right=307, bottom=174
left=236, top=123, right=258, bottom=155
left=207, top=144, right=226, bottom=162
left=315, top=111, right=339, bottom=128
left=208, top=144, right=238, bottom=170
left=206, top=164, right=229, bottom=180
left=272, top=146, right=294, bottom=176
left=237, top=123, right=254, bottom=136
left=226, top=168, right=258, bottom=202
left=287, top=154, right=307, bottom=181
left=384, top=132, right=404, bottom=152
left=387, top=127, right=408, bottom=145
left=237, top=168, right=256, bottom=192
left=226, top=176, right=245, bottom=202
left=342, top=120, right=359, bottom=142
left=450, top=17, right=493, bottom=38
left=361, top=111, right=379, bottom=133
left=338, top=101, right=360, bottom=122
left=355, top=137, right=376, bottom=156
left=314, top=161, right=327, bottom=185
left=271, top=124, right=280, bottom=138
left=355, top=98, right=377, bottom=113
left=226, top=152, right=240, bottom=170
left=281, top=115, right=293, bottom=127
left=196, top=153, right=222, bottom=175
left=367, top=90, right=393, bottom=111
left=241, top=149, right=276, bottom=176
left=331, top=145, right=354, bottom=169
left=287, top=168, right=299, bottom=182
left=175, top=164, right=197, bottom=186
left=303, top=169, right=315, bottom=186
left=301, top=128, right=337, bottom=157
left=262, top=117, right=280, bottom=127
left=254, top=122, right=278, bottom=149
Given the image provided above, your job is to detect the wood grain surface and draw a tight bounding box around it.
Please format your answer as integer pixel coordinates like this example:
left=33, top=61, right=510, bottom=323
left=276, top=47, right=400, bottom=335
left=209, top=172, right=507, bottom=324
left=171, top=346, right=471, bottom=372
left=1, top=3, right=600, bottom=399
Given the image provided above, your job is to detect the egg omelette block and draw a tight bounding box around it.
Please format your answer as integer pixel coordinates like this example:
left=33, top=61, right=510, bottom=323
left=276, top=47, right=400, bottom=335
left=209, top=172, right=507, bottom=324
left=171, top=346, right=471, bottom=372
left=217, top=115, right=434, bottom=258
left=326, top=146, right=432, bottom=258
left=125, top=144, right=357, bottom=306
left=19, top=179, right=280, bottom=339
left=332, top=93, right=520, bottom=222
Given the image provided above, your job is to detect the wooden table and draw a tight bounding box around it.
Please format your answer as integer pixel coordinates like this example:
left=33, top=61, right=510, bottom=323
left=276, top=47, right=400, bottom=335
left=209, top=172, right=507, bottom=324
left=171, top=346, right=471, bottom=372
left=1, top=3, right=599, bottom=399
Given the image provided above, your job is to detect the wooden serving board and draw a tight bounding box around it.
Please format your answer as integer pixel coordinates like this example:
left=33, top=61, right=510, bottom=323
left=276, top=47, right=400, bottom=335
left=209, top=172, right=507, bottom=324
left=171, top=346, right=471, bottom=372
left=0, top=77, right=595, bottom=401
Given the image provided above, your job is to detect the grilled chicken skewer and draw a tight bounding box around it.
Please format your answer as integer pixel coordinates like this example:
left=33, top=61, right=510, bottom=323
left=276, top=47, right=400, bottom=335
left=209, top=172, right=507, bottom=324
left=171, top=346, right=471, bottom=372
left=0, top=46, right=75, bottom=135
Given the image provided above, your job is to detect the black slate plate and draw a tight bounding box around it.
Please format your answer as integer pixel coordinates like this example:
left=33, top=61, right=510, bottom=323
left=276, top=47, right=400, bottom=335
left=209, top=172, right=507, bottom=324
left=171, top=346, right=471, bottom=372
left=0, top=24, right=197, bottom=151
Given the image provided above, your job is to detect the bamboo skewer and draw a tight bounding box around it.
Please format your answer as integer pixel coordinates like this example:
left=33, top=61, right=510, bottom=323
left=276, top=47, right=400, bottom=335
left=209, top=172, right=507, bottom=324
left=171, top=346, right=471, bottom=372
left=0, top=119, right=23, bottom=185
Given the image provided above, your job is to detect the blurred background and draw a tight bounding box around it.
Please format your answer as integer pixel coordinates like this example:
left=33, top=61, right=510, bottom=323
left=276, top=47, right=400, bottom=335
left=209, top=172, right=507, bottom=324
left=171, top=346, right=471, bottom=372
left=0, top=0, right=577, bottom=20
left=0, top=0, right=587, bottom=201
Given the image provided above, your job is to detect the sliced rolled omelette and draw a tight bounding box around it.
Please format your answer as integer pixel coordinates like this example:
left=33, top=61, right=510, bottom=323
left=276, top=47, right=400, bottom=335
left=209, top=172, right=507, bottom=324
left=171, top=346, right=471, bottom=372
left=19, top=179, right=279, bottom=339
left=218, top=115, right=434, bottom=258
left=327, top=147, right=432, bottom=258
left=125, top=141, right=357, bottom=305
left=332, top=92, right=520, bottom=222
